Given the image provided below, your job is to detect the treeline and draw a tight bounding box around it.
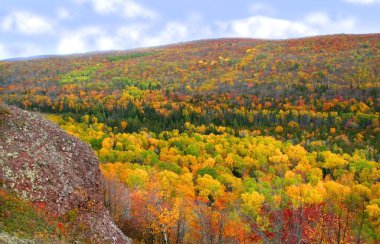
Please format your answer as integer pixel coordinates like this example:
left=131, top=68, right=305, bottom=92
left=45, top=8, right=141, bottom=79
left=7, top=92, right=380, bottom=158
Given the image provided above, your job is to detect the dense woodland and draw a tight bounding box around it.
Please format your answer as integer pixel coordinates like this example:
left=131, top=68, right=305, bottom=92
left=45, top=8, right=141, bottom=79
left=1, top=34, right=380, bottom=243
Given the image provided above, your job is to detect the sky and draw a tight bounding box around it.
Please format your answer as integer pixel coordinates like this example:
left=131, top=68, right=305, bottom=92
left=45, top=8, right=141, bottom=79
left=0, top=0, right=379, bottom=60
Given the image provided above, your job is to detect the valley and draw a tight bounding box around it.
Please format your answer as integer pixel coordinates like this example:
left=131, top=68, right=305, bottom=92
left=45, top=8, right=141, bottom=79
left=0, top=34, right=379, bottom=243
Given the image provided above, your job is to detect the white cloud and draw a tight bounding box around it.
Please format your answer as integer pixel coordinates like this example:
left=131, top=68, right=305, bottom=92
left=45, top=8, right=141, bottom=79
left=77, top=0, right=157, bottom=18
left=1, top=11, right=53, bottom=35
left=304, top=12, right=330, bottom=26
left=249, top=3, right=275, bottom=15
left=57, top=11, right=208, bottom=55
left=117, top=24, right=149, bottom=43
left=345, top=0, right=380, bottom=4
left=217, top=13, right=357, bottom=39
left=57, top=27, right=118, bottom=54
left=57, top=8, right=71, bottom=20
left=57, top=22, right=191, bottom=55
left=0, top=43, right=10, bottom=59
left=217, top=16, right=316, bottom=39
left=142, top=22, right=188, bottom=47
left=304, top=12, right=356, bottom=33
left=54, top=10, right=360, bottom=56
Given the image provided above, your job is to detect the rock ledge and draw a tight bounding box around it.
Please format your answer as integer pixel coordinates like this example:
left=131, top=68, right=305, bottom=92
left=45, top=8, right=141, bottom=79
left=0, top=105, right=130, bottom=243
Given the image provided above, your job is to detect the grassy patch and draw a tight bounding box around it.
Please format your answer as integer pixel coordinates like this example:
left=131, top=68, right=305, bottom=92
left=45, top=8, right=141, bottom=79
left=59, top=65, right=99, bottom=84
left=0, top=190, right=59, bottom=240
left=0, top=190, right=95, bottom=242
left=107, top=52, right=156, bottom=62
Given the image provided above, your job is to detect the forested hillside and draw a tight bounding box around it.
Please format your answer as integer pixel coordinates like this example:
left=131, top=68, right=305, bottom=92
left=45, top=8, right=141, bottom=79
left=1, top=34, right=380, bottom=243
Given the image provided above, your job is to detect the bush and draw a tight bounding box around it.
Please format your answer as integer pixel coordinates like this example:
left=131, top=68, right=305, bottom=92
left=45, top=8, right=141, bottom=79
left=0, top=104, right=11, bottom=116
left=0, top=104, right=11, bottom=126
left=0, top=190, right=57, bottom=240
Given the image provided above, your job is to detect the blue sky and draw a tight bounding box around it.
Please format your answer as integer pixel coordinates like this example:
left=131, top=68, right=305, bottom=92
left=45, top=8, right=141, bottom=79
left=0, top=0, right=379, bottom=59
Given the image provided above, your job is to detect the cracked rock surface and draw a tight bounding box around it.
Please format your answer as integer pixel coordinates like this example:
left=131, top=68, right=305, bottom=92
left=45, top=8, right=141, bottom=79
left=0, top=105, right=130, bottom=243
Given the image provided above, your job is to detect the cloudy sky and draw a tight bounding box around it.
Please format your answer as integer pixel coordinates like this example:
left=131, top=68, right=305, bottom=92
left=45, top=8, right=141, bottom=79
left=0, top=0, right=379, bottom=59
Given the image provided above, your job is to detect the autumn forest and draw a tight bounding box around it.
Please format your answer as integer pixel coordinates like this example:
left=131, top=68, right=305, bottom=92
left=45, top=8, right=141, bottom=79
left=1, top=34, right=380, bottom=243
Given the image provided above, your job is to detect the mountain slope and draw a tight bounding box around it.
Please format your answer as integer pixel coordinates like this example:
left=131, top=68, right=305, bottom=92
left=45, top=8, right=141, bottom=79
left=0, top=104, right=130, bottom=243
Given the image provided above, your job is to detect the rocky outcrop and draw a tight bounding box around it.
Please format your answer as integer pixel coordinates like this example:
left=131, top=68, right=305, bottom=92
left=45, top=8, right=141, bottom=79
left=0, top=105, right=130, bottom=243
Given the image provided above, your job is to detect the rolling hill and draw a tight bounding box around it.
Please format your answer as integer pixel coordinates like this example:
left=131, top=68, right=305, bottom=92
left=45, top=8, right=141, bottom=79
left=1, top=34, right=379, bottom=243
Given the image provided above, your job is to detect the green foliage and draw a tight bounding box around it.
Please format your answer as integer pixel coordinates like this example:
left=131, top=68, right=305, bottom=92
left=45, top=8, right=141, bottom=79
left=89, top=138, right=103, bottom=150
left=0, top=104, right=10, bottom=116
left=0, top=104, right=11, bottom=126
left=0, top=191, right=58, bottom=240
left=107, top=52, right=156, bottom=62
left=185, top=144, right=200, bottom=157
left=197, top=167, right=218, bottom=179
left=256, top=53, right=267, bottom=60
left=158, top=162, right=182, bottom=174
left=59, top=65, right=99, bottom=84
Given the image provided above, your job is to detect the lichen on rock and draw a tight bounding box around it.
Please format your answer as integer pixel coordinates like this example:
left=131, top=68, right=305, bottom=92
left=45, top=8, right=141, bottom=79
left=0, top=105, right=130, bottom=243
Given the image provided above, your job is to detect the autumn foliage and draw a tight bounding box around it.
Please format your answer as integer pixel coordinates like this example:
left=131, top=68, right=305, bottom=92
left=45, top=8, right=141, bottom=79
left=1, top=34, right=380, bottom=243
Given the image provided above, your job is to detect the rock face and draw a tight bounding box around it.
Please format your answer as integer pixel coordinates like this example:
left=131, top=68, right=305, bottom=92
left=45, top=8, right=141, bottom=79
left=0, top=105, right=130, bottom=243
